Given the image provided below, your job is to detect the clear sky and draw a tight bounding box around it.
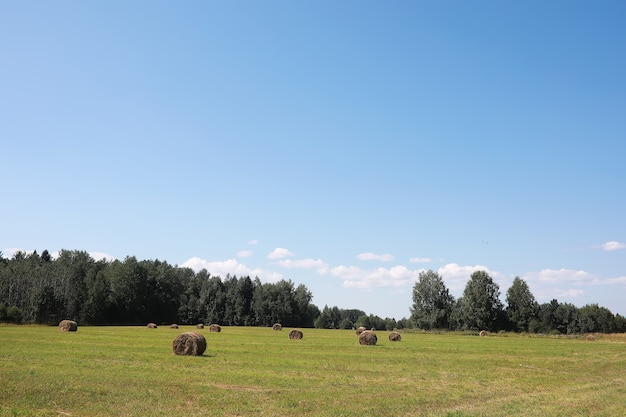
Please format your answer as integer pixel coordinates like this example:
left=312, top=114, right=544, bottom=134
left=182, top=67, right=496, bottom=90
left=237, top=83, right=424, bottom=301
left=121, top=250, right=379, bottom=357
left=2, top=1, right=625, bottom=320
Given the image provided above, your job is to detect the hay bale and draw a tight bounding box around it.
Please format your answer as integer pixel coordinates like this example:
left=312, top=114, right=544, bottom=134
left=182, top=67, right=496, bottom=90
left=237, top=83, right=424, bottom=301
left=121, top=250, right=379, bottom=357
left=147, top=323, right=158, bottom=329
left=196, top=323, right=205, bottom=329
left=272, top=323, right=283, bottom=331
left=586, top=334, right=596, bottom=341
left=58, top=320, right=77, bottom=332
left=209, top=324, right=221, bottom=332
left=388, top=331, right=401, bottom=342
left=359, top=330, right=377, bottom=346
left=172, top=332, right=207, bottom=356
left=356, top=326, right=367, bottom=336
left=479, top=330, right=488, bottom=337
left=170, top=324, right=179, bottom=329
left=288, top=329, right=303, bottom=340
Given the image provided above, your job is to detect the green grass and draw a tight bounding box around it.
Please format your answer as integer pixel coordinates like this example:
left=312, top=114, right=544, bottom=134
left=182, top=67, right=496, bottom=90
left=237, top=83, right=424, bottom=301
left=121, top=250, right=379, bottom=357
left=1, top=325, right=625, bottom=416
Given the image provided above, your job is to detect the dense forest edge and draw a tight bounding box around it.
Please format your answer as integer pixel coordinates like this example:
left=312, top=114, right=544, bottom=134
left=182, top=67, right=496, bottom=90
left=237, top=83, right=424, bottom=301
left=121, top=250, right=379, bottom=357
left=1, top=249, right=624, bottom=333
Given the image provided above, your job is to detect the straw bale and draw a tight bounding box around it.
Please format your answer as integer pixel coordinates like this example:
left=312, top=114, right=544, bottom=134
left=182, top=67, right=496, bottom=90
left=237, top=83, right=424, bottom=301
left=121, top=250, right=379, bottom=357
left=479, top=330, right=488, bottom=337
left=58, top=320, right=77, bottom=332
left=196, top=323, right=205, bottom=329
left=147, top=323, right=158, bottom=328
left=356, top=326, right=367, bottom=336
left=388, top=331, right=401, bottom=342
left=288, top=329, right=304, bottom=340
left=209, top=324, right=221, bottom=332
left=272, top=323, right=282, bottom=331
left=172, top=332, right=207, bottom=356
left=359, top=330, right=377, bottom=345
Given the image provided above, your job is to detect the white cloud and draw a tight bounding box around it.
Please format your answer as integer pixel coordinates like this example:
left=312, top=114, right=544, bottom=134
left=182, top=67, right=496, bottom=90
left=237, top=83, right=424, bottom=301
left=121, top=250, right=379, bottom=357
left=409, top=257, right=432, bottom=263
left=248, top=239, right=259, bottom=245
left=237, top=250, right=253, bottom=258
left=89, top=251, right=116, bottom=262
left=602, top=241, right=625, bottom=251
left=357, top=252, right=395, bottom=262
left=276, top=258, right=329, bottom=274
left=555, top=288, right=585, bottom=298
left=437, top=263, right=500, bottom=291
left=523, top=268, right=592, bottom=284
left=180, top=257, right=283, bottom=282
left=330, top=264, right=421, bottom=289
left=2, top=248, right=27, bottom=258
left=267, top=248, right=294, bottom=259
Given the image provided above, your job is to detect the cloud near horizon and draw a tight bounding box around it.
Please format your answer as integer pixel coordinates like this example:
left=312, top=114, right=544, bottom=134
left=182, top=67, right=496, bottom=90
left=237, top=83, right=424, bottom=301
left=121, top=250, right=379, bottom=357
left=276, top=258, right=329, bottom=274
left=523, top=268, right=592, bottom=284
left=602, top=241, right=625, bottom=251
left=181, top=257, right=284, bottom=282
left=267, top=248, right=294, bottom=259
left=331, top=264, right=423, bottom=289
left=436, top=263, right=501, bottom=292
left=410, top=257, right=433, bottom=263
left=356, top=252, right=395, bottom=262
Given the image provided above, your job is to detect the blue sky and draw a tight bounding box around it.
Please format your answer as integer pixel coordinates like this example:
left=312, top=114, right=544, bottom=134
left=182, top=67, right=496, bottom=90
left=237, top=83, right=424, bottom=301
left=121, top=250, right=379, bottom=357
left=2, top=1, right=625, bottom=319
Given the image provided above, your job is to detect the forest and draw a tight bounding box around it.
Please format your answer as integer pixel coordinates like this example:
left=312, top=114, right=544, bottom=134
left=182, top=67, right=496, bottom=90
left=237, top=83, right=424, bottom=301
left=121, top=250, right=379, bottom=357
left=1, top=249, right=624, bottom=333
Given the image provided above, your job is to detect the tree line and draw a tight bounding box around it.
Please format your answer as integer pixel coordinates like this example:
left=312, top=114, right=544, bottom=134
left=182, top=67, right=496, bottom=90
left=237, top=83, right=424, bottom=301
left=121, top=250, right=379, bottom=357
left=410, top=270, right=626, bottom=334
left=1, top=250, right=624, bottom=333
left=0, top=250, right=319, bottom=327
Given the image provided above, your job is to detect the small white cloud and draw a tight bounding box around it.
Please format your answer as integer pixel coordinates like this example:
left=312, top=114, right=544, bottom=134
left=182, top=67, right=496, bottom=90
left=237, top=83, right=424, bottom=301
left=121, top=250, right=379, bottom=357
left=277, top=258, right=329, bottom=274
left=267, top=248, right=294, bottom=259
left=2, top=248, right=25, bottom=258
left=330, top=264, right=421, bottom=289
left=248, top=239, right=259, bottom=245
left=409, top=257, right=432, bottom=263
left=523, top=268, right=591, bottom=284
left=602, top=241, right=625, bottom=251
left=181, top=257, right=283, bottom=282
left=437, top=263, right=500, bottom=291
left=357, top=252, right=395, bottom=262
left=237, top=250, right=253, bottom=258
left=555, top=288, right=585, bottom=298
left=89, top=251, right=116, bottom=262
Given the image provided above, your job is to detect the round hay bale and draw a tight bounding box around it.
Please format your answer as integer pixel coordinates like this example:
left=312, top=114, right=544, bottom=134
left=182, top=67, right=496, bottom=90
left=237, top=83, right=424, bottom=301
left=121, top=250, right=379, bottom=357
left=58, top=320, right=77, bottom=332
left=172, top=332, right=207, bottom=356
left=586, top=334, right=595, bottom=341
left=170, top=324, right=179, bottom=329
left=209, top=324, right=221, bottom=332
left=272, top=323, right=283, bottom=331
left=196, top=323, right=205, bottom=329
left=479, top=330, right=488, bottom=337
left=147, top=323, right=158, bottom=329
left=388, top=331, right=401, bottom=342
left=356, top=326, right=367, bottom=336
left=359, top=330, right=377, bottom=346
left=288, top=329, right=303, bottom=340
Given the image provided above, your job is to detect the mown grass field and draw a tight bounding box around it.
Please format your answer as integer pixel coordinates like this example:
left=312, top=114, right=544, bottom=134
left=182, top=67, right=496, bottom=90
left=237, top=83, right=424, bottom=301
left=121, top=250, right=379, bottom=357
left=1, top=325, right=624, bottom=416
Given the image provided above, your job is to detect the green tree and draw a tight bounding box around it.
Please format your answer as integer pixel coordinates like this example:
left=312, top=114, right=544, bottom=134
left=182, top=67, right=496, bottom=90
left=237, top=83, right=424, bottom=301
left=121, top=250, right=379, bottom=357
left=410, top=270, right=455, bottom=330
left=578, top=304, right=614, bottom=333
left=459, top=270, right=504, bottom=331
left=505, top=277, right=538, bottom=332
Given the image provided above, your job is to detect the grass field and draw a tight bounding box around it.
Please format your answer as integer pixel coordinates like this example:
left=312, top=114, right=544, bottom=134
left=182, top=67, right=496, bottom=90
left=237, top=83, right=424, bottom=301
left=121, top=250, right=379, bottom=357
left=1, top=325, right=625, bottom=416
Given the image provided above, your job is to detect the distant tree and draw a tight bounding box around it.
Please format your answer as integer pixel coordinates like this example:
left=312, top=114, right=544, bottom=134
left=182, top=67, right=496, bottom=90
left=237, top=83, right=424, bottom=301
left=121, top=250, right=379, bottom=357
left=459, top=270, right=504, bottom=331
left=314, top=305, right=334, bottom=329
left=410, top=270, right=455, bottom=330
left=554, top=302, right=580, bottom=334
left=505, top=277, right=538, bottom=332
left=578, top=304, right=614, bottom=333
left=537, top=299, right=560, bottom=333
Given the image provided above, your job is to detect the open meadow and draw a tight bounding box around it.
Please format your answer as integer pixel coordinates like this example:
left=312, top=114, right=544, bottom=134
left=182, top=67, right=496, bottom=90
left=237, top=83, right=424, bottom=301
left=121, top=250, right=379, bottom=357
left=1, top=325, right=624, bottom=416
